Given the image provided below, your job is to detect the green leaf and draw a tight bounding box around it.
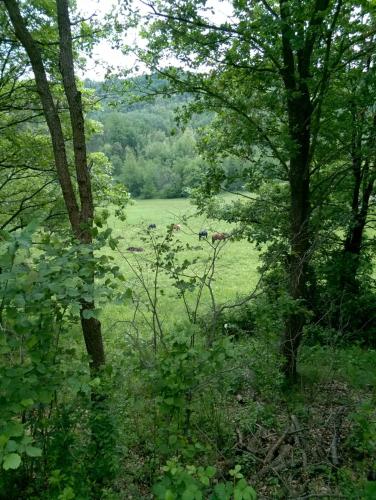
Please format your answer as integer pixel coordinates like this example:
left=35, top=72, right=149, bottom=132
left=20, top=399, right=34, bottom=408
left=59, top=486, right=75, bottom=500
left=25, top=445, right=42, bottom=457
left=365, top=481, right=376, bottom=499
left=109, top=238, right=117, bottom=250
left=182, top=491, right=195, bottom=500
left=82, top=309, right=97, bottom=319
left=3, top=453, right=21, bottom=470
left=168, top=434, right=178, bottom=445
left=165, top=489, right=176, bottom=500
left=36, top=390, right=53, bottom=405
left=0, top=229, right=12, bottom=241
left=182, top=487, right=202, bottom=500
left=213, top=482, right=232, bottom=500
left=5, top=422, right=24, bottom=438
left=234, top=480, right=257, bottom=500
left=205, top=466, right=216, bottom=478
left=199, top=475, right=209, bottom=486
left=230, top=464, right=243, bottom=479
left=0, top=435, right=8, bottom=447
left=5, top=440, right=17, bottom=452
left=89, top=377, right=101, bottom=388
left=0, top=345, right=10, bottom=354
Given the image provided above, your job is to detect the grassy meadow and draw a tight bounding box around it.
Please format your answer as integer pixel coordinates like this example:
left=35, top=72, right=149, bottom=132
left=100, top=197, right=260, bottom=344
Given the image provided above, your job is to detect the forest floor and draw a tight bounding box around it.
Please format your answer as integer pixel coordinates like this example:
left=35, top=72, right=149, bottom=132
left=109, top=342, right=376, bottom=499
left=251, top=346, right=376, bottom=498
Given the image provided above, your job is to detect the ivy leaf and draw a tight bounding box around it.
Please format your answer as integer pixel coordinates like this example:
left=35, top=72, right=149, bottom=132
left=3, top=453, right=21, bottom=470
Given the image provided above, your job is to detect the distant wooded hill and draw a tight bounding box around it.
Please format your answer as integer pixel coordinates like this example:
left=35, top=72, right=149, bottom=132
left=85, top=78, right=246, bottom=198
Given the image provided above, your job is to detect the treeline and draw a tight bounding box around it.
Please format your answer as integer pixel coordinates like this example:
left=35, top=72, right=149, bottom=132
left=86, top=79, right=247, bottom=198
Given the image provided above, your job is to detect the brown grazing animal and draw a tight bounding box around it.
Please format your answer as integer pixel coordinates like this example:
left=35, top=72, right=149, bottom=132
left=211, top=232, right=228, bottom=243
left=172, top=224, right=181, bottom=231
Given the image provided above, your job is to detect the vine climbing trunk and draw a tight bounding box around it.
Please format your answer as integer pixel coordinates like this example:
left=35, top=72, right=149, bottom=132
left=4, top=0, right=105, bottom=372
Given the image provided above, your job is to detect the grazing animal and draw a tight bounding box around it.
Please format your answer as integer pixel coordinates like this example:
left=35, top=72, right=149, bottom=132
left=148, top=223, right=156, bottom=230
left=172, top=224, right=181, bottom=231
left=127, top=246, right=144, bottom=253
left=198, top=230, right=208, bottom=241
left=211, top=232, right=228, bottom=243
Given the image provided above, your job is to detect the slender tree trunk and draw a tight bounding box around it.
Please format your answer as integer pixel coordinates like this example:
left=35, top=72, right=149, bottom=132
left=56, top=0, right=105, bottom=371
left=4, top=0, right=105, bottom=371
left=56, top=0, right=94, bottom=234
left=341, top=170, right=375, bottom=293
left=340, top=112, right=376, bottom=293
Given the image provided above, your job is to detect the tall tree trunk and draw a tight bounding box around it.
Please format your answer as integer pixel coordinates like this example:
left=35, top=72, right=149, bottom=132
left=4, top=0, right=105, bottom=372
left=279, top=0, right=329, bottom=379
left=56, top=0, right=105, bottom=371
left=281, top=93, right=312, bottom=380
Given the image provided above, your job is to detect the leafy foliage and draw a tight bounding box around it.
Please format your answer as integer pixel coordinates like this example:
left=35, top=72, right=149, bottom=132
left=0, top=0, right=375, bottom=498
left=153, top=460, right=256, bottom=500
left=87, top=80, right=250, bottom=199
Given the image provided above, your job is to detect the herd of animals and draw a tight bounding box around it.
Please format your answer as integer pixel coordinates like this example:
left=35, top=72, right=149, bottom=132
left=149, top=223, right=229, bottom=243
left=126, top=224, right=229, bottom=252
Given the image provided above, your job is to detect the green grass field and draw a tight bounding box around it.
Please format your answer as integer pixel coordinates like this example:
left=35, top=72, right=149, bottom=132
left=101, top=197, right=260, bottom=344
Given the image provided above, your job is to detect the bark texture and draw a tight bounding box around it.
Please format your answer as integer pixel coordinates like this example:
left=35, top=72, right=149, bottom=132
left=279, top=0, right=330, bottom=379
left=56, top=0, right=105, bottom=370
left=4, top=0, right=105, bottom=371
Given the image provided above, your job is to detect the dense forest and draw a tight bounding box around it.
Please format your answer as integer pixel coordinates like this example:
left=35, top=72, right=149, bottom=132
left=0, top=1, right=375, bottom=499
left=86, top=80, right=247, bottom=199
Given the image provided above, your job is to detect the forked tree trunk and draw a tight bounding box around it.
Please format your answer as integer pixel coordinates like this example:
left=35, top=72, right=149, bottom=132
left=4, top=0, right=105, bottom=372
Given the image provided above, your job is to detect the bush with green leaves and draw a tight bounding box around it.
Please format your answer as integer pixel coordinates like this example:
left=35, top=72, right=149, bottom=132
left=141, top=330, right=236, bottom=459
left=308, top=246, right=376, bottom=347
left=0, top=221, right=123, bottom=498
left=153, top=459, right=257, bottom=500
left=348, top=400, right=376, bottom=460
